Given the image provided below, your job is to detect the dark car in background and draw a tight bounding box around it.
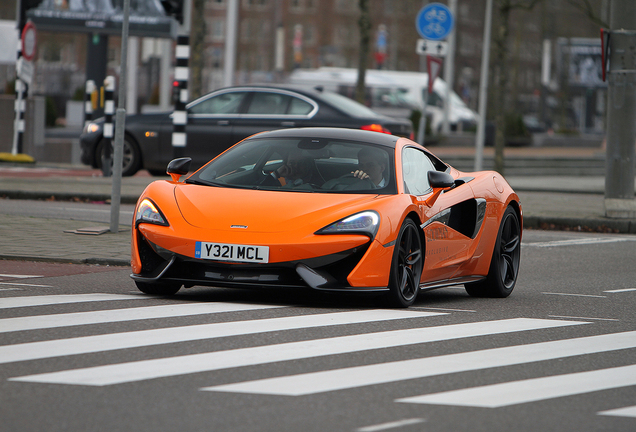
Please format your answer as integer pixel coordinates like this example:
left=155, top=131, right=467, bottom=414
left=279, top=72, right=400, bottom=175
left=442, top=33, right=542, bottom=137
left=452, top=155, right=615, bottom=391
left=80, top=85, right=414, bottom=176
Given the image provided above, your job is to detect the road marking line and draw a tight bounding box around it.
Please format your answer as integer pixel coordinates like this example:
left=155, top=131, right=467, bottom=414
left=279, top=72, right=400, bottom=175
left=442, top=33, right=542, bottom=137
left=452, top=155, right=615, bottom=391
left=598, top=405, right=636, bottom=418
left=396, top=364, right=636, bottom=408
left=356, top=418, right=426, bottom=431
left=0, top=288, right=22, bottom=292
left=204, top=330, right=636, bottom=398
left=413, top=307, right=476, bottom=313
left=604, top=288, right=636, bottom=293
left=0, top=310, right=441, bottom=364
left=0, top=282, right=54, bottom=288
left=548, top=315, right=619, bottom=322
left=542, top=292, right=606, bottom=298
left=0, top=302, right=283, bottom=333
left=524, top=237, right=636, bottom=248
left=0, top=293, right=146, bottom=309
left=0, top=274, right=43, bottom=278
left=10, top=318, right=586, bottom=386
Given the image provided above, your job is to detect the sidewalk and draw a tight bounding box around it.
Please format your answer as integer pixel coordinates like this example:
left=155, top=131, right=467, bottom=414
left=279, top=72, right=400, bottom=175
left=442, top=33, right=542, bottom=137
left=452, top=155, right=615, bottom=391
left=1, top=156, right=635, bottom=267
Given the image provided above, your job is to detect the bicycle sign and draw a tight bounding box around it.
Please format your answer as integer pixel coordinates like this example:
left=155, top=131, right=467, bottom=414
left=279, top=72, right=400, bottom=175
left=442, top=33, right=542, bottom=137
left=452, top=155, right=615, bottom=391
left=416, top=2, right=454, bottom=41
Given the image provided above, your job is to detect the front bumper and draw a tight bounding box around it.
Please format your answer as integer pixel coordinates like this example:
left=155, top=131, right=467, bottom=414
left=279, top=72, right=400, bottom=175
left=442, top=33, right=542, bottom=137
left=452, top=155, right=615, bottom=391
left=131, top=232, right=388, bottom=292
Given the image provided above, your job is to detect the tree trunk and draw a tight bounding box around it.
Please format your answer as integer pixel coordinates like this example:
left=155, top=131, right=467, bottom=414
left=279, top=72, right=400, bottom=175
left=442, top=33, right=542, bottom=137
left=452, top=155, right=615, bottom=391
left=189, top=0, right=206, bottom=100
left=492, top=0, right=511, bottom=175
left=355, top=0, right=371, bottom=105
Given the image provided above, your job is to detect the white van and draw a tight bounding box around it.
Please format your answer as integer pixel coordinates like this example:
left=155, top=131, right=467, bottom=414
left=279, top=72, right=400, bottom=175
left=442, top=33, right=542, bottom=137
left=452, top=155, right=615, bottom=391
left=287, top=67, right=478, bottom=134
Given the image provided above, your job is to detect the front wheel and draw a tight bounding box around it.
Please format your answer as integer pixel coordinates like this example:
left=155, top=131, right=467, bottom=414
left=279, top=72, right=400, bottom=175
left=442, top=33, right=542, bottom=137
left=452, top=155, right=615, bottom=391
left=96, top=136, right=142, bottom=176
left=135, top=280, right=182, bottom=296
left=386, top=218, right=423, bottom=307
left=465, top=206, right=521, bottom=298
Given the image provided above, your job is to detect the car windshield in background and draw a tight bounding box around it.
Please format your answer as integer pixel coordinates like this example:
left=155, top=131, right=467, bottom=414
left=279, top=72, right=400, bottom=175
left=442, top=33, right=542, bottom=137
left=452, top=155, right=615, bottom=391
left=188, top=136, right=396, bottom=194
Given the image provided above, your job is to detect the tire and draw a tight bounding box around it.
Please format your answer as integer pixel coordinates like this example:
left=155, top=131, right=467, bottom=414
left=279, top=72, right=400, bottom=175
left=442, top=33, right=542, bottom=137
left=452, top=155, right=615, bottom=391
left=465, top=206, right=521, bottom=298
left=134, top=280, right=182, bottom=296
left=386, top=218, right=424, bottom=307
left=96, top=136, right=142, bottom=177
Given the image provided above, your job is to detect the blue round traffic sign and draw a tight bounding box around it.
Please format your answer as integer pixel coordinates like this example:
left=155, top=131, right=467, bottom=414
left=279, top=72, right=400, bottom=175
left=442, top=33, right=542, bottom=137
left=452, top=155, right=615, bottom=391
left=416, top=3, right=454, bottom=41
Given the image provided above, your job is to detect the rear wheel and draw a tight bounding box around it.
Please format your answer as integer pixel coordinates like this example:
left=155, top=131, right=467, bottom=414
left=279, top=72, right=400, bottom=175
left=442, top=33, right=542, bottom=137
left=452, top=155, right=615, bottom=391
left=465, top=206, right=521, bottom=298
left=134, top=280, right=181, bottom=296
left=386, top=218, right=423, bottom=307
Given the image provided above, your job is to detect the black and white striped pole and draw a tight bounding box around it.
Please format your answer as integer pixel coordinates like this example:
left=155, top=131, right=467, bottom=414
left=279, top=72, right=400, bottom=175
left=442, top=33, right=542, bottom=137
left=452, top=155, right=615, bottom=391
left=84, top=80, right=95, bottom=129
left=12, top=78, right=27, bottom=156
left=172, top=34, right=189, bottom=158
left=102, top=75, right=115, bottom=177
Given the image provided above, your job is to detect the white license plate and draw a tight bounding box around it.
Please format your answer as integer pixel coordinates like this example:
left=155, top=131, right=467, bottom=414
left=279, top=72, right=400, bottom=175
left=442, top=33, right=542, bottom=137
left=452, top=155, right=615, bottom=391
left=195, top=241, right=269, bottom=263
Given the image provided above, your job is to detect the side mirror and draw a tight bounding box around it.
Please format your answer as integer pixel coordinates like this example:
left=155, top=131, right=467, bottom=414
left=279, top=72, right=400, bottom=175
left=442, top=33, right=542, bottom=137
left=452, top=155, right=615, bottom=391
left=166, top=157, right=192, bottom=182
left=422, top=171, right=455, bottom=207
left=428, top=171, right=455, bottom=189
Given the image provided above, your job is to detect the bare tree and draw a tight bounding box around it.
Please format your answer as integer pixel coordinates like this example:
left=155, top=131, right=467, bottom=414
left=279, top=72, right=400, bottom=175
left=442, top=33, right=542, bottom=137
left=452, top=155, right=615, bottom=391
left=355, top=0, right=371, bottom=105
left=491, top=0, right=541, bottom=175
left=189, top=0, right=206, bottom=99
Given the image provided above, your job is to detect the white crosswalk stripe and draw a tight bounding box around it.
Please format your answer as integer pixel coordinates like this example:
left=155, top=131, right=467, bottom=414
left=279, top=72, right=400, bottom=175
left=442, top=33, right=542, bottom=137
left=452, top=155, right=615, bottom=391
left=0, top=309, right=441, bottom=364
left=396, top=364, right=636, bottom=408
left=10, top=318, right=582, bottom=386
left=0, top=293, right=145, bottom=309
left=0, top=302, right=283, bottom=333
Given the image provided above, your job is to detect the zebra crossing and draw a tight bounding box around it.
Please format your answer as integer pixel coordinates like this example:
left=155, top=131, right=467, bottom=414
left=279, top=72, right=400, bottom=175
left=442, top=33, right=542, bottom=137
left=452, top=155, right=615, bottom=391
left=1, top=293, right=635, bottom=419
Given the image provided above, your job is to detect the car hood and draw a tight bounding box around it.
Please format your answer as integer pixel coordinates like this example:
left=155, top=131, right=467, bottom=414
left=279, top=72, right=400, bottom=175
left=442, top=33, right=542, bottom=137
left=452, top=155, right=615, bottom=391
left=174, top=184, right=382, bottom=233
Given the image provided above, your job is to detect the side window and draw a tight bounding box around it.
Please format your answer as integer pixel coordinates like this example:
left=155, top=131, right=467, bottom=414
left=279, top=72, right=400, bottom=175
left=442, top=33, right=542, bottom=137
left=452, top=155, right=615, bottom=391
left=246, top=92, right=291, bottom=115
left=402, top=147, right=436, bottom=195
left=288, top=97, right=314, bottom=115
left=189, top=92, right=247, bottom=114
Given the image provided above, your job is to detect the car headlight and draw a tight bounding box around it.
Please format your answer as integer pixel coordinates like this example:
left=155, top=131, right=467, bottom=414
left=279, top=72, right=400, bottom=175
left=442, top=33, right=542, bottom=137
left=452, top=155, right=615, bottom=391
left=316, top=211, right=380, bottom=239
left=83, top=122, right=101, bottom=134
left=135, top=199, right=169, bottom=227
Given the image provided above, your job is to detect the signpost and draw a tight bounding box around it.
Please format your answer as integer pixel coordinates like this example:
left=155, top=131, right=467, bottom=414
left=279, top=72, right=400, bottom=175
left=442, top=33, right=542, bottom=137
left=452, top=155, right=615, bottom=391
left=415, top=3, right=454, bottom=145
left=13, top=20, right=37, bottom=156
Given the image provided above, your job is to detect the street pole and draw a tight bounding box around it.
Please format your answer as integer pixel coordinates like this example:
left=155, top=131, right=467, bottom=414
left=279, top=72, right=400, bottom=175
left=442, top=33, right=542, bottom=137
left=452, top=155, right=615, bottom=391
left=604, top=0, right=636, bottom=218
left=442, top=0, right=457, bottom=136
left=474, top=0, right=493, bottom=171
left=110, top=0, right=131, bottom=233
left=224, top=0, right=239, bottom=87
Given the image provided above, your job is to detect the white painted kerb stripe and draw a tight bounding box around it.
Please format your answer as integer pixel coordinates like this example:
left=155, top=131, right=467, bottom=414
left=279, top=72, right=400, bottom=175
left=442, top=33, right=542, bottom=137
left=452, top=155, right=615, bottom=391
left=0, top=294, right=145, bottom=309
left=397, top=364, right=636, bottom=408
left=0, top=310, right=440, bottom=364
left=10, top=318, right=583, bottom=386
left=206, top=329, right=636, bottom=398
left=0, top=302, right=282, bottom=333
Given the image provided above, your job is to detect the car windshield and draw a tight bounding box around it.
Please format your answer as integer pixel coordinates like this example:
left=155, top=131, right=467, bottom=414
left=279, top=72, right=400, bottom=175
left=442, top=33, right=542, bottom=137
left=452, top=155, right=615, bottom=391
left=187, top=136, right=396, bottom=194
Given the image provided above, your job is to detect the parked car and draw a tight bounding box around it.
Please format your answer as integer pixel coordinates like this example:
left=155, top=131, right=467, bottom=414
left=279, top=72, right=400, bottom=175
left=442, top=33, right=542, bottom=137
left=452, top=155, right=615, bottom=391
left=131, top=127, right=522, bottom=307
left=80, top=85, right=414, bottom=176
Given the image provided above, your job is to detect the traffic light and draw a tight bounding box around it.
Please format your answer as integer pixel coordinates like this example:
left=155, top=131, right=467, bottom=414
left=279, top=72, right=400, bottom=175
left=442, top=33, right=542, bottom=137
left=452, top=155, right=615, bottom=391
left=160, top=0, right=184, bottom=25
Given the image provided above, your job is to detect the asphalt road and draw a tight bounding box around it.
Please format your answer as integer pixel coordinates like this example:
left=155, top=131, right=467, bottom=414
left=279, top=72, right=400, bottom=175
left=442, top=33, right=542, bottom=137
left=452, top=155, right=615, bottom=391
left=1, top=229, right=635, bottom=432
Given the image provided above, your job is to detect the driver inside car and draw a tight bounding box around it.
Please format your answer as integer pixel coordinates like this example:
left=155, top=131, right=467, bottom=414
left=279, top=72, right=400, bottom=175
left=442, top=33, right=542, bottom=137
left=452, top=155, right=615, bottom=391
left=352, top=147, right=388, bottom=188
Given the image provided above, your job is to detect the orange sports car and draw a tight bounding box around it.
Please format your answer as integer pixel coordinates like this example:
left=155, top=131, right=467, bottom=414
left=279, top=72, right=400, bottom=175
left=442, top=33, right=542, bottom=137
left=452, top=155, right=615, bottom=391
left=131, top=127, right=522, bottom=307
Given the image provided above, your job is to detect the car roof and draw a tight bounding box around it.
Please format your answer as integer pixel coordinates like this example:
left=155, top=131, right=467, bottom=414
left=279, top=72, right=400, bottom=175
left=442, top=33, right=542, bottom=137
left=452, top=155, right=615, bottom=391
left=245, top=127, right=402, bottom=148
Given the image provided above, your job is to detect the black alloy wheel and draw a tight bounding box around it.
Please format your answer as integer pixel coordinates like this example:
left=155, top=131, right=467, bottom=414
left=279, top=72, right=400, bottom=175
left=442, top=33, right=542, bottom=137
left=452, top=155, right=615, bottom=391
left=465, top=206, right=521, bottom=298
left=97, top=136, right=142, bottom=177
left=387, top=218, right=423, bottom=307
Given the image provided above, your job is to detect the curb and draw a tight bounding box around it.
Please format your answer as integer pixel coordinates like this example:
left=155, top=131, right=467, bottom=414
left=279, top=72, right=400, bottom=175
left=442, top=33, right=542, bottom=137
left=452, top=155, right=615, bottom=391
left=0, top=190, right=140, bottom=204
left=0, top=255, right=131, bottom=267
left=523, top=216, right=636, bottom=234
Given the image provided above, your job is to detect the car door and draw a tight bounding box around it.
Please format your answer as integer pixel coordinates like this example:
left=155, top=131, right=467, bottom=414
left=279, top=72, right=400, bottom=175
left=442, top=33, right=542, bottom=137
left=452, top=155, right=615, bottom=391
left=231, top=89, right=318, bottom=142
left=402, top=146, right=476, bottom=284
left=183, top=90, right=250, bottom=167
